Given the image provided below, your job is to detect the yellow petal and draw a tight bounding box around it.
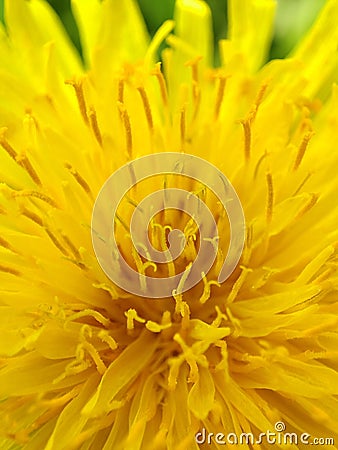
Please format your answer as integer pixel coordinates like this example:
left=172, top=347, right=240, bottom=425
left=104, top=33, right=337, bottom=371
left=215, top=375, right=274, bottom=432
left=291, top=0, right=338, bottom=98
left=165, top=0, right=213, bottom=107
left=5, top=0, right=82, bottom=76
left=82, top=331, right=157, bottom=417
left=72, top=0, right=149, bottom=79
left=70, top=0, right=102, bottom=67
left=226, top=0, right=276, bottom=72
left=45, top=375, right=99, bottom=450
left=172, top=0, right=213, bottom=66
left=0, top=352, right=89, bottom=398
left=188, top=365, right=215, bottom=419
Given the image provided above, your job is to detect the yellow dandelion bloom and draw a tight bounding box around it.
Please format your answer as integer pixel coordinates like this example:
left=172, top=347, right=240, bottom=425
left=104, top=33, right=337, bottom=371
left=0, top=0, right=338, bottom=449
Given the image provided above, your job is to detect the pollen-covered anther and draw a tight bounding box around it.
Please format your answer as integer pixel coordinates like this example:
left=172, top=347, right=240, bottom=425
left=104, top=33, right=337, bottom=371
left=53, top=346, right=91, bottom=384
left=21, top=207, right=44, bottom=226
left=66, top=309, right=110, bottom=328
left=44, top=228, right=69, bottom=256
left=138, top=86, right=154, bottom=128
left=81, top=340, right=107, bottom=375
left=65, top=79, right=89, bottom=125
left=173, top=333, right=208, bottom=383
left=250, top=81, right=269, bottom=121
left=0, top=236, right=19, bottom=254
left=226, top=266, right=252, bottom=305
left=117, top=102, right=133, bottom=157
left=0, top=132, right=42, bottom=186
left=118, top=78, right=125, bottom=103
left=199, top=272, right=221, bottom=304
left=88, top=107, right=103, bottom=146
left=16, top=154, right=42, bottom=187
left=98, top=330, right=118, bottom=351
left=0, top=264, right=21, bottom=276
left=266, top=172, right=274, bottom=223
left=293, top=131, right=315, bottom=171
left=185, top=56, right=202, bottom=118
left=12, top=190, right=58, bottom=208
left=146, top=311, right=173, bottom=333
left=214, top=75, right=227, bottom=120
left=294, top=193, right=319, bottom=220
left=151, top=62, right=168, bottom=107
left=64, top=162, right=93, bottom=199
left=240, top=117, right=252, bottom=162
left=180, top=107, right=186, bottom=151
left=125, top=308, right=146, bottom=331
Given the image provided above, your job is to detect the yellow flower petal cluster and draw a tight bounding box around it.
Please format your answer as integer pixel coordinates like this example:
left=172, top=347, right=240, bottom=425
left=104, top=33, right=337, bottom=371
left=0, top=0, right=337, bottom=449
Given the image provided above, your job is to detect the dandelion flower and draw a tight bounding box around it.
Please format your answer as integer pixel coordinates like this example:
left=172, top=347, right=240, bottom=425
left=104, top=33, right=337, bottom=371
left=0, top=0, right=338, bottom=449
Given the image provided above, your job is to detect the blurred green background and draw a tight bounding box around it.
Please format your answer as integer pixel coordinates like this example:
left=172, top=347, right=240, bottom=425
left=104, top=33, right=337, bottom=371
left=0, top=0, right=326, bottom=63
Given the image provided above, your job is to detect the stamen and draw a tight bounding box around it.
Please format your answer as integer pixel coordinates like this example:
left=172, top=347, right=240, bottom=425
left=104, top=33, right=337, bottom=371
left=44, top=228, right=69, bottom=256
left=0, top=264, right=21, bottom=276
left=21, top=207, right=44, bottom=226
left=214, top=76, right=227, bottom=120
left=225, top=307, right=242, bottom=337
left=64, top=257, right=88, bottom=271
left=118, top=102, right=133, bottom=157
left=151, top=63, right=168, bottom=107
left=172, top=263, right=193, bottom=317
left=211, top=306, right=229, bottom=328
left=226, top=266, right=252, bottom=305
left=61, top=234, right=81, bottom=259
left=12, top=190, right=58, bottom=208
left=215, top=340, right=230, bottom=375
left=0, top=134, right=41, bottom=186
left=66, top=309, right=110, bottom=328
left=137, top=86, right=154, bottom=133
left=16, top=155, right=42, bottom=186
left=64, top=162, right=93, bottom=198
left=186, top=57, right=202, bottom=119
left=151, top=222, right=175, bottom=277
left=98, top=330, right=118, bottom=350
left=180, top=107, right=186, bottom=151
left=168, top=354, right=184, bottom=390
left=81, top=341, right=107, bottom=375
left=115, top=212, right=129, bottom=231
left=266, top=172, right=274, bottom=223
left=295, top=193, right=319, bottom=220
left=251, top=81, right=268, bottom=120
left=88, top=107, right=103, bottom=146
left=240, top=119, right=251, bottom=162
left=241, top=224, right=253, bottom=266
left=65, top=79, right=89, bottom=125
left=185, top=56, right=201, bottom=85
left=118, top=79, right=125, bottom=103
left=125, top=308, right=146, bottom=331
left=172, top=290, right=185, bottom=316
left=0, top=130, right=16, bottom=159
left=292, top=172, right=312, bottom=196
left=293, top=131, right=314, bottom=171
left=199, top=272, right=221, bottom=304
left=53, top=347, right=90, bottom=384
left=253, top=151, right=268, bottom=179
left=192, top=84, right=201, bottom=120
left=173, top=333, right=207, bottom=383
left=146, top=313, right=172, bottom=333
left=38, top=386, right=80, bottom=409
left=0, top=236, right=17, bottom=254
